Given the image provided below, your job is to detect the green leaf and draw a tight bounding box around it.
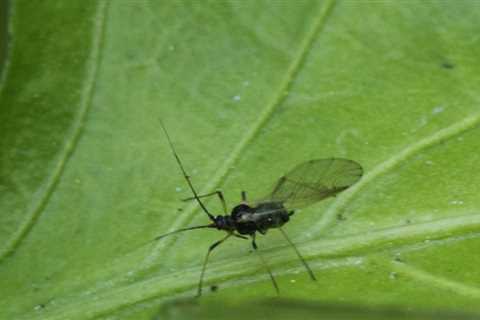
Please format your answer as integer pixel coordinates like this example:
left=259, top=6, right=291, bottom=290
left=154, top=298, right=480, bottom=320
left=1, top=1, right=480, bottom=319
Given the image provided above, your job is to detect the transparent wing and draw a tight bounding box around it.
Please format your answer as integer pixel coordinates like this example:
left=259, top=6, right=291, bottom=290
left=257, top=158, right=363, bottom=209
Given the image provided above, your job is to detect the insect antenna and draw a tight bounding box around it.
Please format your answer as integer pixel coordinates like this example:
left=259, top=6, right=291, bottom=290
left=160, top=120, right=215, bottom=221
left=154, top=223, right=216, bottom=241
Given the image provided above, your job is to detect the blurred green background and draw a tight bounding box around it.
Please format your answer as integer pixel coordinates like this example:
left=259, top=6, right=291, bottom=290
left=1, top=1, right=480, bottom=319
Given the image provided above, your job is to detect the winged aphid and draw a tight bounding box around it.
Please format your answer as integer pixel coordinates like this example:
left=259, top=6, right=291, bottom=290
left=156, top=122, right=363, bottom=296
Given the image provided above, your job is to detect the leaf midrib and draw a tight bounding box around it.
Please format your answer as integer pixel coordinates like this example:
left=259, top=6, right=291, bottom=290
left=16, top=212, right=480, bottom=320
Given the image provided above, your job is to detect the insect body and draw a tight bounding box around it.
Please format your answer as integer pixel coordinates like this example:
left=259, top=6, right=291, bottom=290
left=214, top=201, right=291, bottom=235
left=157, top=122, right=363, bottom=296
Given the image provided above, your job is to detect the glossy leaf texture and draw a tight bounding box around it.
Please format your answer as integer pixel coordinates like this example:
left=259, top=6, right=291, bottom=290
left=1, top=1, right=480, bottom=319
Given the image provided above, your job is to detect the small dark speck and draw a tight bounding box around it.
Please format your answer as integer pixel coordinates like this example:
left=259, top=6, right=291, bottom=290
left=394, top=256, right=404, bottom=263
left=336, top=214, right=347, bottom=221
left=441, top=62, right=455, bottom=69
left=34, top=304, right=45, bottom=311
left=210, top=285, right=218, bottom=292
left=405, top=219, right=411, bottom=224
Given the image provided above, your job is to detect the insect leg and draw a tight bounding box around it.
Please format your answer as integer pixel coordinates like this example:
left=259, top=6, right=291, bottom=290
left=233, top=232, right=248, bottom=240
left=241, top=191, right=247, bottom=202
left=251, top=234, right=279, bottom=294
left=197, top=233, right=232, bottom=297
left=278, top=227, right=316, bottom=281
left=182, top=190, right=228, bottom=214
left=160, top=121, right=215, bottom=221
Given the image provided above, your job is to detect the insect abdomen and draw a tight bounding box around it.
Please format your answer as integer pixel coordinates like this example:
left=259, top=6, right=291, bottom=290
left=253, top=210, right=289, bottom=233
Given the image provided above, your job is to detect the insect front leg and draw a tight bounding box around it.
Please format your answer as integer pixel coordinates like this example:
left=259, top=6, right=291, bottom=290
left=182, top=190, right=228, bottom=214
left=197, top=233, right=232, bottom=297
left=251, top=234, right=279, bottom=294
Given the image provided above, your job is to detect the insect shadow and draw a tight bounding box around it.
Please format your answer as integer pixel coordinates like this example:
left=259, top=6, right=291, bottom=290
left=156, top=122, right=363, bottom=297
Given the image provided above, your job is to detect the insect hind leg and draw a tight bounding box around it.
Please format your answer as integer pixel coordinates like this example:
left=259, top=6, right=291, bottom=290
left=278, top=227, right=316, bottom=281
left=251, top=235, right=279, bottom=294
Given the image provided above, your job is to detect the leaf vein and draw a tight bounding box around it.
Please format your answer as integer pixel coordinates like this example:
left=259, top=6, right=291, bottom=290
left=17, top=212, right=480, bottom=320
left=393, top=261, right=480, bottom=299
left=308, top=112, right=480, bottom=236
left=0, top=0, right=110, bottom=262
left=145, top=0, right=337, bottom=264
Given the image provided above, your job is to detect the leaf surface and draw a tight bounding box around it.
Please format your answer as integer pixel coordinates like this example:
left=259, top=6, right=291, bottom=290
left=1, top=1, right=480, bottom=319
